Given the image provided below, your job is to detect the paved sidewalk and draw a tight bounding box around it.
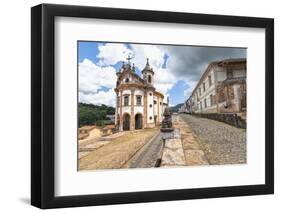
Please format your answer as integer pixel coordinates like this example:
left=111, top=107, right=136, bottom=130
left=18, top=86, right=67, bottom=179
left=172, top=114, right=209, bottom=166
left=161, top=114, right=209, bottom=167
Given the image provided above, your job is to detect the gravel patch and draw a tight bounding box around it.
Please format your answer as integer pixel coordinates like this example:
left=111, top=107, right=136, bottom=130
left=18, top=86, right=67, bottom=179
left=180, top=114, right=246, bottom=165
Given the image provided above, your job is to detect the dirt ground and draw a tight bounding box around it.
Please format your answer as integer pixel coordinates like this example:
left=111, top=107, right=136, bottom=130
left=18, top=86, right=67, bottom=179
left=79, top=128, right=158, bottom=170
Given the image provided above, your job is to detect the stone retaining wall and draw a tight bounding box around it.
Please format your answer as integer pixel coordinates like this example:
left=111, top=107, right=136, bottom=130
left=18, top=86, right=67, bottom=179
left=193, top=113, right=246, bottom=129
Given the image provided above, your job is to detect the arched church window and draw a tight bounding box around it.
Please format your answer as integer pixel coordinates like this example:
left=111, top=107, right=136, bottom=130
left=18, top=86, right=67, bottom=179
left=148, top=75, right=152, bottom=83
left=125, top=78, right=129, bottom=83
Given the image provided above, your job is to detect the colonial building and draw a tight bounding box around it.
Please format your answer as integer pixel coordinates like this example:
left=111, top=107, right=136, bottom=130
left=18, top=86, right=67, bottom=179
left=185, top=97, right=192, bottom=114
left=188, top=58, right=246, bottom=114
left=114, top=58, right=166, bottom=131
left=178, top=104, right=188, bottom=113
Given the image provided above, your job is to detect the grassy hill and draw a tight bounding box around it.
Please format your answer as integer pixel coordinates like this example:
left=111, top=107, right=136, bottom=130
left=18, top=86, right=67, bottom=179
left=170, top=103, right=184, bottom=112
left=79, top=103, right=115, bottom=127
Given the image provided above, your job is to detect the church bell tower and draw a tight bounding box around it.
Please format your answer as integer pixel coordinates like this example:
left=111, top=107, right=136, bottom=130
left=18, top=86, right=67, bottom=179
left=142, top=58, right=154, bottom=86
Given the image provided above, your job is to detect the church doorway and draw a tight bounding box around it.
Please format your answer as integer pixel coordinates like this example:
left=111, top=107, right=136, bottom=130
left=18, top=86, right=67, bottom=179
left=135, top=114, right=142, bottom=129
left=123, top=113, right=130, bottom=131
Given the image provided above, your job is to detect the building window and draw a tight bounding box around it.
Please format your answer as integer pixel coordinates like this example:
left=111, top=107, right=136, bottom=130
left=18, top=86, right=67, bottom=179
left=149, top=93, right=152, bottom=96
left=204, top=98, right=207, bottom=108
left=125, top=78, right=129, bottom=83
left=124, top=95, right=129, bottom=106
left=210, top=94, right=213, bottom=106
left=148, top=75, right=152, bottom=83
left=228, top=86, right=235, bottom=100
left=200, top=101, right=202, bottom=110
left=149, top=116, right=152, bottom=120
left=136, top=95, right=142, bottom=105
left=149, top=104, right=152, bottom=108
left=227, top=70, right=233, bottom=79
left=199, top=88, right=201, bottom=96
left=208, top=75, right=212, bottom=86
left=154, top=100, right=157, bottom=104
left=160, top=102, right=162, bottom=105
left=203, top=83, right=206, bottom=92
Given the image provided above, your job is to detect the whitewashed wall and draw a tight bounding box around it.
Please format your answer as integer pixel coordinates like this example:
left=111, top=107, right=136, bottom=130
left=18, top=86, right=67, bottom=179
left=147, top=91, right=154, bottom=124
left=194, top=69, right=216, bottom=111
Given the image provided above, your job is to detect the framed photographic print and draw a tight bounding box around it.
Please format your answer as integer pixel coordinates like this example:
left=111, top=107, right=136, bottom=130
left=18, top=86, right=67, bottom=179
left=31, top=3, right=274, bottom=209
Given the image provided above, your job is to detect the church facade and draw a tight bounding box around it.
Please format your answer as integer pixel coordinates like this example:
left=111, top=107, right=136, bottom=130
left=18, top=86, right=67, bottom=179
left=114, top=58, right=166, bottom=131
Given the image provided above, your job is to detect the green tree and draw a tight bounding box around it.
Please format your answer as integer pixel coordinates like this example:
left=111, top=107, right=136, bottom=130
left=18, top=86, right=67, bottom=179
left=78, top=103, right=115, bottom=127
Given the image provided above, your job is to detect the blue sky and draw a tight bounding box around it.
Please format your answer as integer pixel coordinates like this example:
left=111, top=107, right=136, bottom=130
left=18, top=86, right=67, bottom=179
left=79, top=41, right=164, bottom=81
left=78, top=41, right=246, bottom=107
left=78, top=41, right=99, bottom=64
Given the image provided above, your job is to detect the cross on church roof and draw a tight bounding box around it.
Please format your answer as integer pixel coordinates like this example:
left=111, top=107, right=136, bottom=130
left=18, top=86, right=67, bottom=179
left=126, top=54, right=133, bottom=64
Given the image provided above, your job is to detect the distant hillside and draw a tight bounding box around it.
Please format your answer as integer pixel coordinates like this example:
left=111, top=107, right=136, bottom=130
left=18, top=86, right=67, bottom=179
left=79, top=103, right=115, bottom=127
left=170, top=103, right=184, bottom=112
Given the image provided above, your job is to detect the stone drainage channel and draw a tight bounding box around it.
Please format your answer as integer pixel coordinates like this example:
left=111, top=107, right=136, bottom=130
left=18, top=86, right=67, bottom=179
left=127, top=115, right=210, bottom=168
left=128, top=128, right=186, bottom=168
left=127, top=131, right=163, bottom=168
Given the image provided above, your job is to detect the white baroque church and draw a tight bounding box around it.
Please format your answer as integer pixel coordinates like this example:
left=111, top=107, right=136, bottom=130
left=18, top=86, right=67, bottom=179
left=114, top=57, right=167, bottom=131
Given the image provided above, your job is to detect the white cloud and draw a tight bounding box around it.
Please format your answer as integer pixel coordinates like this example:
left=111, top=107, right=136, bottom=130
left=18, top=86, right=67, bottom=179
left=97, top=43, right=132, bottom=66
left=129, top=44, right=166, bottom=69
left=79, top=89, right=116, bottom=107
left=154, top=68, right=176, bottom=95
left=79, top=42, right=246, bottom=107
left=183, top=81, right=197, bottom=98
left=183, top=88, right=192, bottom=99
left=79, top=58, right=117, bottom=106
left=81, top=43, right=200, bottom=106
left=79, top=58, right=117, bottom=93
left=129, top=44, right=176, bottom=98
left=94, top=43, right=178, bottom=98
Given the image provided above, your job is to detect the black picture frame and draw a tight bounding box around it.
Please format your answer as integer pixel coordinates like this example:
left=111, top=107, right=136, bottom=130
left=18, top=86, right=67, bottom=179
left=31, top=3, right=274, bottom=209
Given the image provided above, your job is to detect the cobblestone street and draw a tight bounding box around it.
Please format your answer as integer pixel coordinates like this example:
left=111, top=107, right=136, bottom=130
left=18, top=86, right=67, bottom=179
left=180, top=114, right=246, bottom=165
left=79, top=114, right=246, bottom=171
